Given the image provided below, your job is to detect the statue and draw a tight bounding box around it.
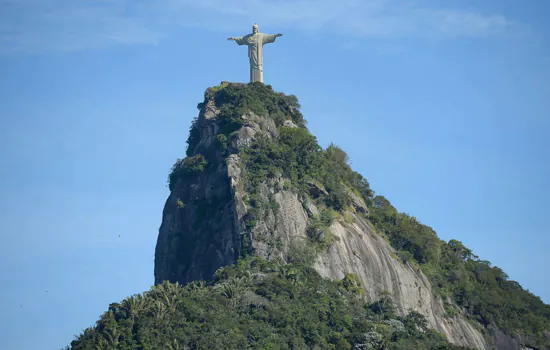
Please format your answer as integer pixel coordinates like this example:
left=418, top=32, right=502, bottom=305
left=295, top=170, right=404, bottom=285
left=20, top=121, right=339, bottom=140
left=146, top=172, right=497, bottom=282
left=228, top=23, right=283, bottom=83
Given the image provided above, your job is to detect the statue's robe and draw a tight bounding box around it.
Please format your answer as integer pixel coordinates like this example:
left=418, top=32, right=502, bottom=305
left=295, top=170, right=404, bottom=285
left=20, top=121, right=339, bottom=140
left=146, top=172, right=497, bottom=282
left=233, top=33, right=278, bottom=83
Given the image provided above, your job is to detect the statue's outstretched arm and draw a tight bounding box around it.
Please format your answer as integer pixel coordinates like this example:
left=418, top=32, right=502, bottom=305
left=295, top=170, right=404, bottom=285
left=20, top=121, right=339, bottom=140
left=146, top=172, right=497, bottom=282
left=229, top=36, right=246, bottom=45
left=262, top=33, right=282, bottom=45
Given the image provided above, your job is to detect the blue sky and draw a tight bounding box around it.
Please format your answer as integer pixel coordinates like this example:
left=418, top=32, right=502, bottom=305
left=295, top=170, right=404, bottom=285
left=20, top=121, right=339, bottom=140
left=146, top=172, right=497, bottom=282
left=0, top=0, right=549, bottom=349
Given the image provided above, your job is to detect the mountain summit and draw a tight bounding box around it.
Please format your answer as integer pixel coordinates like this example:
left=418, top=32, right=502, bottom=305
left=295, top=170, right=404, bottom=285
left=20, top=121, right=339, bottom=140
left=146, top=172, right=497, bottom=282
left=70, top=83, right=550, bottom=350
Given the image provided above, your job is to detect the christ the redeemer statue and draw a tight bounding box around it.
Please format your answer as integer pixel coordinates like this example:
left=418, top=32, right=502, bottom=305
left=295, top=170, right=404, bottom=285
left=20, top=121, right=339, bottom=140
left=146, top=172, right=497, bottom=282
left=228, top=23, right=283, bottom=83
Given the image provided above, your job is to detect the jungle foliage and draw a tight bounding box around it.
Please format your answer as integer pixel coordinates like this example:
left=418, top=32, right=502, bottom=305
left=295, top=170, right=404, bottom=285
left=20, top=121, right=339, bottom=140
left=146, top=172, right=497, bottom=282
left=68, top=257, right=469, bottom=350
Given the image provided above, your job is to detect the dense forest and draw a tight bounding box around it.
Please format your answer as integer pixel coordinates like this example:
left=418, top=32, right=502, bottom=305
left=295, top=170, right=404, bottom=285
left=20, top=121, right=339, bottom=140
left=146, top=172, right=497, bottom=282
left=68, top=257, right=469, bottom=349
left=69, top=83, right=550, bottom=349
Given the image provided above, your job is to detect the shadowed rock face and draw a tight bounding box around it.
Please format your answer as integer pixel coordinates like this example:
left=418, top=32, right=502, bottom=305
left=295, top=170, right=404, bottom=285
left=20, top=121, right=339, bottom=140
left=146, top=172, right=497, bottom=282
left=154, top=84, right=530, bottom=350
left=154, top=98, right=243, bottom=285
left=154, top=163, right=239, bottom=285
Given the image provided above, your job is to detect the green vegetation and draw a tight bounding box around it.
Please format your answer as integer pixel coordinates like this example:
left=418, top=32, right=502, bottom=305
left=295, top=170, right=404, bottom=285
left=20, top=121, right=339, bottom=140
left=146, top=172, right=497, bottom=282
left=338, top=273, right=364, bottom=296
left=168, top=154, right=208, bottom=191
left=211, top=82, right=305, bottom=129
left=69, top=257, right=469, bottom=350
left=187, top=82, right=305, bottom=157
left=343, top=211, right=354, bottom=224
left=306, top=208, right=339, bottom=251
left=238, top=126, right=374, bottom=238
left=185, top=117, right=202, bottom=157
left=215, top=133, right=228, bottom=153
left=369, top=197, right=550, bottom=348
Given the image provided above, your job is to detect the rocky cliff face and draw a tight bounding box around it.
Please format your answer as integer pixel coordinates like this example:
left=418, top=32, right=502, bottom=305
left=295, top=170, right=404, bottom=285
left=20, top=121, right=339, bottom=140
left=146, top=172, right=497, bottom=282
left=154, top=83, right=537, bottom=350
left=154, top=94, right=242, bottom=285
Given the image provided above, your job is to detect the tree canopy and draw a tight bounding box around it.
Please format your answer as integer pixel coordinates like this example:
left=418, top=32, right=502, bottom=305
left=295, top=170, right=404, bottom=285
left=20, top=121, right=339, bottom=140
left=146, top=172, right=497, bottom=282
left=68, top=257, right=470, bottom=350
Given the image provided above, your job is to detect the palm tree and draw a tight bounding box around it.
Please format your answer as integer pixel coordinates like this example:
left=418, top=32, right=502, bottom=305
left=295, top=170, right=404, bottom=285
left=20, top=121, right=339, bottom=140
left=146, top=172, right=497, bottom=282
left=104, top=326, right=121, bottom=347
left=152, top=280, right=185, bottom=313
left=151, top=299, right=166, bottom=320
left=187, top=280, right=207, bottom=296
left=121, top=294, right=145, bottom=323
left=93, top=336, right=109, bottom=350
left=215, top=276, right=249, bottom=307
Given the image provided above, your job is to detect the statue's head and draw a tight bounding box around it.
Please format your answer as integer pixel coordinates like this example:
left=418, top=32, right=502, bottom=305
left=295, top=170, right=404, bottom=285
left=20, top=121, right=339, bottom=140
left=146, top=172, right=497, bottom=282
left=252, top=23, right=259, bottom=34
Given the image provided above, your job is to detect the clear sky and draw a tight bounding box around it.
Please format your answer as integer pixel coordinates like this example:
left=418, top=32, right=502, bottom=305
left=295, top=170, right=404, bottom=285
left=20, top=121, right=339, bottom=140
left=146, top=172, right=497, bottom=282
left=0, top=0, right=549, bottom=349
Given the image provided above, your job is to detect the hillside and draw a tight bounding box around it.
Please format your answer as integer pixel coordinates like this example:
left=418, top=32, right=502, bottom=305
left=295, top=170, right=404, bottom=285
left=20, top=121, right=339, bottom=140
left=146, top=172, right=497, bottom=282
left=69, top=82, right=550, bottom=350
left=70, top=257, right=471, bottom=349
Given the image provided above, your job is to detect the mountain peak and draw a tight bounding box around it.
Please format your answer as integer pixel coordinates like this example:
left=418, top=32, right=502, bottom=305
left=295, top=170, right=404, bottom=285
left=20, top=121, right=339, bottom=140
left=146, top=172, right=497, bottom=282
left=71, top=83, right=550, bottom=350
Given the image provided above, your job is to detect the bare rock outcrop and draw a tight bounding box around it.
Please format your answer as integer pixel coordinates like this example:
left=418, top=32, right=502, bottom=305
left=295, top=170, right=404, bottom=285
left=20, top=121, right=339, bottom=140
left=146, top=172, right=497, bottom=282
left=314, top=214, right=487, bottom=349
